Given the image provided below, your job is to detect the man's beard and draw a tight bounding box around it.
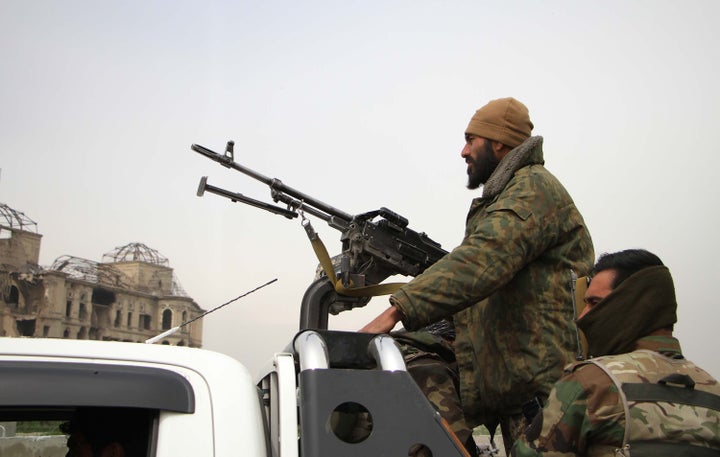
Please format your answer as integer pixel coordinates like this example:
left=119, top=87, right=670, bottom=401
left=466, top=141, right=499, bottom=189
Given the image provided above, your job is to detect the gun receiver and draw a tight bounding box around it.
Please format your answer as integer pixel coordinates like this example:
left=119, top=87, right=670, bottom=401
left=193, top=141, right=448, bottom=290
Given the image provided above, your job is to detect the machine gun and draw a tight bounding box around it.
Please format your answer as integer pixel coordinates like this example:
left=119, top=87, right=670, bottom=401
left=193, top=141, right=448, bottom=329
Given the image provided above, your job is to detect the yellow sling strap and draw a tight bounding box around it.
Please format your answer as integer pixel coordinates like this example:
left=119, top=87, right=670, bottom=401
left=303, top=218, right=406, bottom=298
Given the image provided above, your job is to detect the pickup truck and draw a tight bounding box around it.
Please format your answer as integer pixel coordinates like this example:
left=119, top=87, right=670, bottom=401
left=0, top=330, right=469, bottom=456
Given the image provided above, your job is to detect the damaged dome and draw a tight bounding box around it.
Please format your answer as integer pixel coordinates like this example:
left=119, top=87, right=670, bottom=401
left=102, top=242, right=169, bottom=266
left=0, top=203, right=38, bottom=233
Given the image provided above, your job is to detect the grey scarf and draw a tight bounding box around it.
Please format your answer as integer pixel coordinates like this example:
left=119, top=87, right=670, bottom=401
left=482, top=135, right=544, bottom=199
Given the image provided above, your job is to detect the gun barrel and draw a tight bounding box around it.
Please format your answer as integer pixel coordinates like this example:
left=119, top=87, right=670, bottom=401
left=192, top=143, right=273, bottom=184
left=192, top=143, right=353, bottom=222
left=198, top=177, right=298, bottom=219
left=269, top=178, right=354, bottom=222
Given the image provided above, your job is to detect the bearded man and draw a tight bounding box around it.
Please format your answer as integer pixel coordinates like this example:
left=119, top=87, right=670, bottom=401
left=362, top=97, right=594, bottom=455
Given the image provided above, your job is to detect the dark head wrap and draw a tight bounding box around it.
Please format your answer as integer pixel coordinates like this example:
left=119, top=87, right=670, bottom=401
left=576, top=265, right=677, bottom=358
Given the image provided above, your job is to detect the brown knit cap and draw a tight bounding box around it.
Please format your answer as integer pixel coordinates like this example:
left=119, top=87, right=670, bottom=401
left=465, top=97, right=534, bottom=148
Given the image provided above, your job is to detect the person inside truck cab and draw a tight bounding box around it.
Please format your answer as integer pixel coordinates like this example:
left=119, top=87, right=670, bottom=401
left=61, top=407, right=151, bottom=457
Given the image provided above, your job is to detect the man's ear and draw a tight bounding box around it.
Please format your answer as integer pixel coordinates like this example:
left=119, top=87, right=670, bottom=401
left=491, top=141, right=511, bottom=160
left=101, top=442, right=124, bottom=457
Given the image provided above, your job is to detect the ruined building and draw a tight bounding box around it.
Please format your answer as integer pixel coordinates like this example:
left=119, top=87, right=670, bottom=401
left=0, top=202, right=204, bottom=346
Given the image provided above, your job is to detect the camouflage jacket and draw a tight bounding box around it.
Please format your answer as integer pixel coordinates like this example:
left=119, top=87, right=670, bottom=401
left=511, top=336, right=720, bottom=456
left=391, top=136, right=594, bottom=425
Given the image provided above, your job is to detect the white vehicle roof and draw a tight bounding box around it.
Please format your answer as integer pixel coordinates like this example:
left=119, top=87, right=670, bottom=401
left=0, top=336, right=242, bottom=369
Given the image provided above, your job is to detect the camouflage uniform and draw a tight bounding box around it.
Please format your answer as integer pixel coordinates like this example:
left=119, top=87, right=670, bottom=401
left=391, top=136, right=594, bottom=451
left=511, top=336, right=720, bottom=456
left=391, top=321, right=478, bottom=454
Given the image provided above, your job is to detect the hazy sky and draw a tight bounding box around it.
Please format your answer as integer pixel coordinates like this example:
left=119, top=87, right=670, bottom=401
left=1, top=1, right=719, bottom=378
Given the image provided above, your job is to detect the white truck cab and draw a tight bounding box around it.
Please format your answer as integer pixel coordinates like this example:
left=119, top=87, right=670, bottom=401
left=0, top=337, right=267, bottom=457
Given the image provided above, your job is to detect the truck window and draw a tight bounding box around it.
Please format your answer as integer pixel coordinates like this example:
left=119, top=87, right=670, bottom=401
left=0, top=407, right=157, bottom=457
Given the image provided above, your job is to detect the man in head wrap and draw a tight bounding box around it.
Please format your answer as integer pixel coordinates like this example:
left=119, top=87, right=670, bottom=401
left=361, top=97, right=594, bottom=455
left=512, top=249, right=720, bottom=456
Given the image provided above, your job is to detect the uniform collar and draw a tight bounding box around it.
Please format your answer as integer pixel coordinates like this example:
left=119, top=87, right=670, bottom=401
left=635, top=334, right=683, bottom=358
